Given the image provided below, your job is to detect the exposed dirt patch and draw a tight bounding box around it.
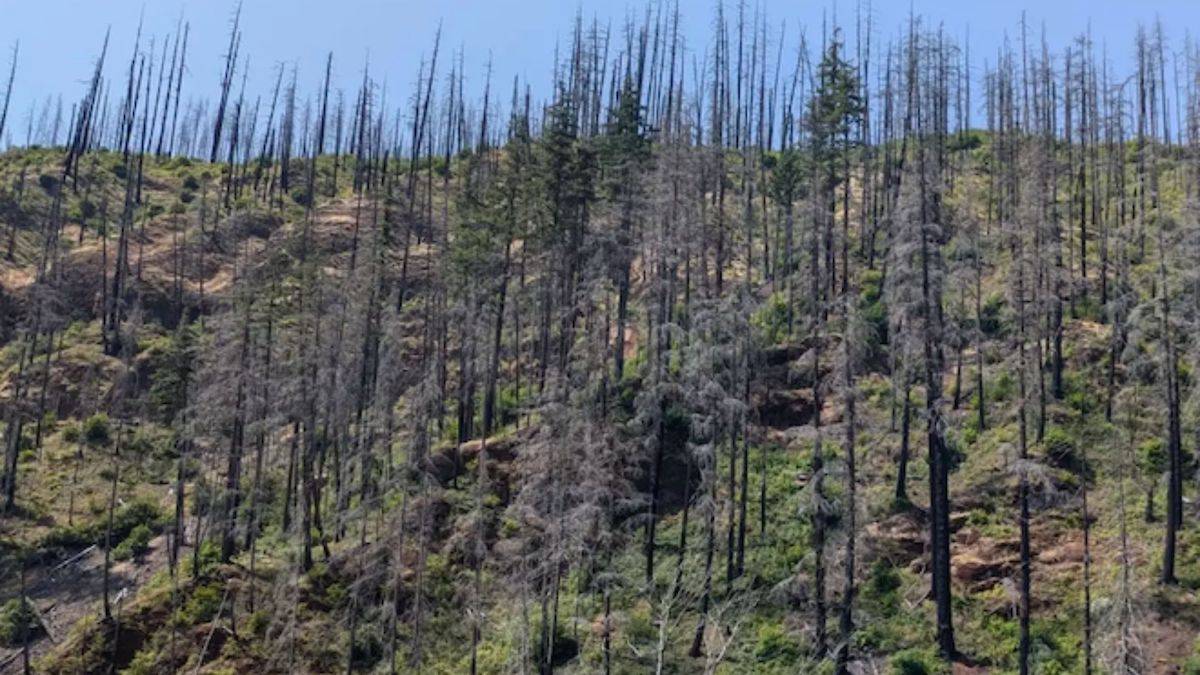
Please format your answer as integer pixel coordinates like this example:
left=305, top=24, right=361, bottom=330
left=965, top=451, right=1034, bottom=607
left=865, top=510, right=927, bottom=566
left=0, top=530, right=178, bottom=672
left=757, top=388, right=816, bottom=430
left=1142, top=612, right=1200, bottom=674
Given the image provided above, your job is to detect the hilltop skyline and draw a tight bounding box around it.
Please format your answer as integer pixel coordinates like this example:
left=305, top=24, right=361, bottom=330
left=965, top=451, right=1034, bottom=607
left=2, top=0, right=1200, bottom=148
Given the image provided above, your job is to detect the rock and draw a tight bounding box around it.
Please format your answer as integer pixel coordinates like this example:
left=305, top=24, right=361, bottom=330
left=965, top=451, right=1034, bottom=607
left=419, top=453, right=458, bottom=485
left=955, top=527, right=981, bottom=546
left=951, top=538, right=1018, bottom=587
left=227, top=210, right=282, bottom=239
left=761, top=343, right=807, bottom=367
left=1037, top=540, right=1085, bottom=565
left=492, top=538, right=526, bottom=559
left=590, top=613, right=613, bottom=639
left=457, top=433, right=521, bottom=464
left=952, top=552, right=1000, bottom=583
left=765, top=428, right=791, bottom=446
left=780, top=422, right=845, bottom=449
left=757, top=388, right=816, bottom=429
left=404, top=494, right=452, bottom=540
left=819, top=400, right=843, bottom=425
left=866, top=513, right=926, bottom=563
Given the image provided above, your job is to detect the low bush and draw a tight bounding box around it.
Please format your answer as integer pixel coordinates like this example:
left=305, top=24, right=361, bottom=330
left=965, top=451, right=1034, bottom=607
left=754, top=621, right=800, bottom=663
left=0, top=598, right=39, bottom=647
left=176, top=584, right=223, bottom=626
left=889, top=647, right=942, bottom=675
left=112, top=523, right=153, bottom=561
left=83, top=413, right=112, bottom=446
left=1042, top=426, right=1085, bottom=474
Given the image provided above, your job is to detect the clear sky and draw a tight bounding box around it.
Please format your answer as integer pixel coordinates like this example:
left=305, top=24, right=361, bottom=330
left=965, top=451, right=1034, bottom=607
left=1, top=0, right=1198, bottom=138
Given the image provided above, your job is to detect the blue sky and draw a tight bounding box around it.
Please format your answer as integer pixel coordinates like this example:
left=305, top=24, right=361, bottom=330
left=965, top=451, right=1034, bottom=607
left=1, top=0, right=1198, bottom=136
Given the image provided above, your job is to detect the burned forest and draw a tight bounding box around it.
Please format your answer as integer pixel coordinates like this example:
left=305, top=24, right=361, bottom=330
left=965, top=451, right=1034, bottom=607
left=1, top=2, right=1200, bottom=673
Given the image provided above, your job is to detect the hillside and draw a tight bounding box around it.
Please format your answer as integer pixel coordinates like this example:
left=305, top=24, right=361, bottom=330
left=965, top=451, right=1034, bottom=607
left=1, top=10, right=1200, bottom=675
left=0, top=146, right=1190, bottom=674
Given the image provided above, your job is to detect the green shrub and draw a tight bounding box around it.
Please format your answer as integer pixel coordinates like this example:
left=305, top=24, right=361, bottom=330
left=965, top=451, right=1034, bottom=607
left=112, top=523, right=153, bottom=561
left=124, top=429, right=159, bottom=458
left=38, top=524, right=92, bottom=556
left=752, top=291, right=791, bottom=344
left=83, top=413, right=112, bottom=446
left=960, top=423, right=979, bottom=447
left=1138, top=438, right=1167, bottom=479
left=62, top=423, right=81, bottom=444
left=858, top=268, right=889, bottom=360
left=863, top=559, right=902, bottom=614
left=974, top=613, right=1021, bottom=667
left=625, top=603, right=656, bottom=643
left=1073, top=294, right=1103, bottom=322
left=988, top=371, right=1015, bottom=403
left=1066, top=389, right=1095, bottom=414
left=37, top=499, right=162, bottom=561
left=754, top=621, right=800, bottom=662
left=979, top=292, right=1006, bottom=337
left=246, top=611, right=271, bottom=637
left=291, top=187, right=313, bottom=207
left=305, top=561, right=353, bottom=608
left=889, top=647, right=940, bottom=675
left=110, top=500, right=164, bottom=542
left=1042, top=426, right=1084, bottom=473
left=466, top=640, right=512, bottom=674
left=176, top=584, right=223, bottom=626
left=123, top=644, right=162, bottom=675
left=185, top=540, right=222, bottom=577
left=78, top=199, right=98, bottom=220
left=349, top=622, right=385, bottom=669
left=0, top=598, right=38, bottom=647
left=944, top=433, right=967, bottom=472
